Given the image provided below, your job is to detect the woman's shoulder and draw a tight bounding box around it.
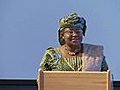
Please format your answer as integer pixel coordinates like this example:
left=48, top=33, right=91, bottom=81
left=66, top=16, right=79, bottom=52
left=82, top=43, right=104, bottom=50
left=44, top=47, right=61, bottom=55
left=45, top=46, right=58, bottom=50
left=82, top=43, right=104, bottom=55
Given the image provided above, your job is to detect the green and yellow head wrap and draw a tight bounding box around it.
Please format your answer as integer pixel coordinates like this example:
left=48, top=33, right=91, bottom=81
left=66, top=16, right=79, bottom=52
left=58, top=12, right=87, bottom=45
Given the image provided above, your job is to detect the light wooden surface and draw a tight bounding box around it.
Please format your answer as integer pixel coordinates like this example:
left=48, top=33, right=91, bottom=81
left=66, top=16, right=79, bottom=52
left=39, top=71, right=110, bottom=90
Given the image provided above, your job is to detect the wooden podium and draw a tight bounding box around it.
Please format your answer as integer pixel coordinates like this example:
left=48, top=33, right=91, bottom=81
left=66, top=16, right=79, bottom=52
left=38, top=71, right=111, bottom=90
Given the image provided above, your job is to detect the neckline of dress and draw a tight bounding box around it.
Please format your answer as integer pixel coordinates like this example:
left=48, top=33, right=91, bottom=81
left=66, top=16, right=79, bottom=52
left=64, top=43, right=84, bottom=56
left=56, top=43, right=84, bottom=59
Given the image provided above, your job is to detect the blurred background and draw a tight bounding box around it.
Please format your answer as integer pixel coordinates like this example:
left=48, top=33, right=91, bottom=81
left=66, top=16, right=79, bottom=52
left=0, top=0, right=120, bottom=80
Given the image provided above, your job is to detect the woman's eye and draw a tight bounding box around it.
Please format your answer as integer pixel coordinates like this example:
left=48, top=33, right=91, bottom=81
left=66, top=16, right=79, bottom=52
left=76, top=31, right=82, bottom=34
left=76, top=31, right=80, bottom=33
left=69, top=31, right=73, bottom=33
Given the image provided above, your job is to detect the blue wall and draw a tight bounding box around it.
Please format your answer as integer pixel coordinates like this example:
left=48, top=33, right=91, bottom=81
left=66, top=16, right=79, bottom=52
left=0, top=0, right=120, bottom=80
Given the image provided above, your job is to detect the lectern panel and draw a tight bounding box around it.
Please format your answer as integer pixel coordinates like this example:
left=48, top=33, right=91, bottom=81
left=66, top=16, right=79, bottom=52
left=39, top=71, right=110, bottom=90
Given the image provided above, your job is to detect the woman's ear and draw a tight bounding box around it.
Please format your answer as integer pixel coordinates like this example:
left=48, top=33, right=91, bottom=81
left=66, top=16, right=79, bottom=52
left=60, top=30, right=64, bottom=38
left=58, top=28, right=65, bottom=45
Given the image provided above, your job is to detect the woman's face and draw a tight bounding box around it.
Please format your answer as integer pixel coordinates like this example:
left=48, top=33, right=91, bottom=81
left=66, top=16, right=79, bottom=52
left=62, top=27, right=83, bottom=46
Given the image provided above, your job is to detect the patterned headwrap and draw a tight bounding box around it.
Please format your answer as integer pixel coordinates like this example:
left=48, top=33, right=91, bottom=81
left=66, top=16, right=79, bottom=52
left=58, top=12, right=87, bottom=45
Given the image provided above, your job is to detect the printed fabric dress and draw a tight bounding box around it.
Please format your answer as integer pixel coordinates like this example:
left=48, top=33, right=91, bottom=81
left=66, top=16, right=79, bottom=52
left=39, top=43, right=108, bottom=71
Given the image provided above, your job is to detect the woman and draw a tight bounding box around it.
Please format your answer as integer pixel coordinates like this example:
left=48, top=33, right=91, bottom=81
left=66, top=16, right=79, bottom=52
left=37, top=12, right=108, bottom=72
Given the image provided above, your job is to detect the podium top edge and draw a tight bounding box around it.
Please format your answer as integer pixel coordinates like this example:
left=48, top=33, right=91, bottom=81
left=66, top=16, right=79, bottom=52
left=43, top=71, right=109, bottom=74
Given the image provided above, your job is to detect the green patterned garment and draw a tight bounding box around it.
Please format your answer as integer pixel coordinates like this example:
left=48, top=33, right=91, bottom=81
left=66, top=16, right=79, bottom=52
left=40, top=47, right=108, bottom=71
